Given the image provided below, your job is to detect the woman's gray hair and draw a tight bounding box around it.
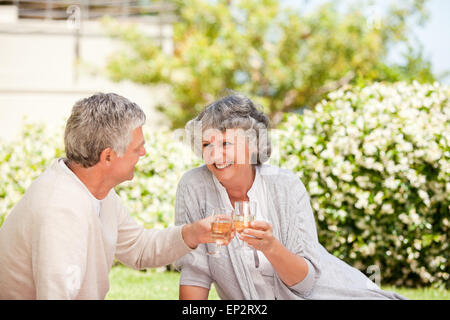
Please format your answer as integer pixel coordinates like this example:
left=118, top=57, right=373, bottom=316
left=186, top=93, right=271, bottom=165
left=64, top=93, right=146, bottom=168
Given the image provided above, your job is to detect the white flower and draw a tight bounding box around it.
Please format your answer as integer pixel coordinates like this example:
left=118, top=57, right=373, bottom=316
left=325, top=177, right=337, bottom=190
left=337, top=209, right=347, bottom=219
left=374, top=191, right=384, bottom=205
left=308, top=181, right=322, bottom=195
left=302, top=134, right=317, bottom=148
left=398, top=142, right=413, bottom=153
left=418, top=190, right=431, bottom=207
left=355, top=175, right=370, bottom=188
left=355, top=191, right=370, bottom=209
left=381, top=203, right=394, bottom=214
left=363, top=141, right=377, bottom=156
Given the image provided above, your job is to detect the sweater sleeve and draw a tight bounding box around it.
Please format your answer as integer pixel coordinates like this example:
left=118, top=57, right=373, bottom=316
left=288, top=258, right=317, bottom=296
left=282, top=178, right=322, bottom=298
left=174, top=183, right=214, bottom=290
left=114, top=199, right=192, bottom=270
left=31, top=206, right=89, bottom=300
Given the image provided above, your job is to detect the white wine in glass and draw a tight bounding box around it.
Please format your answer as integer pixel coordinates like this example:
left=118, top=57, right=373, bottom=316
left=207, top=208, right=233, bottom=257
left=234, top=201, right=257, bottom=251
left=233, top=214, right=256, bottom=234
left=211, top=219, right=233, bottom=245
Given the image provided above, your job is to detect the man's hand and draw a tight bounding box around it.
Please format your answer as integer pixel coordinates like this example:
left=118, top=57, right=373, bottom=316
left=181, top=216, right=235, bottom=249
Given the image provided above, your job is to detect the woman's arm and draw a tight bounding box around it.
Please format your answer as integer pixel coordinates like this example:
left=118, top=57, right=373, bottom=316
left=241, top=221, right=309, bottom=287
left=180, top=285, right=210, bottom=300
left=174, top=182, right=215, bottom=299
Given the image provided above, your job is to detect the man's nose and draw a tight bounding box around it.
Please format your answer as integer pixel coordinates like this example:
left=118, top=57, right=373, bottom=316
left=140, top=146, right=147, bottom=157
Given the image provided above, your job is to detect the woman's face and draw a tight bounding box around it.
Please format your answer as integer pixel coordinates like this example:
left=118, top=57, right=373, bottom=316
left=202, top=128, right=254, bottom=184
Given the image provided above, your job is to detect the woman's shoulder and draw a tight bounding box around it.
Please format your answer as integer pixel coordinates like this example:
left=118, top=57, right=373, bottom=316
left=259, top=164, right=301, bottom=182
left=178, top=165, right=212, bottom=188
left=259, top=164, right=307, bottom=193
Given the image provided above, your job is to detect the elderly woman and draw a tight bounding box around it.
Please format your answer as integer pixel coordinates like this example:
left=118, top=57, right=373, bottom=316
left=174, top=93, right=405, bottom=300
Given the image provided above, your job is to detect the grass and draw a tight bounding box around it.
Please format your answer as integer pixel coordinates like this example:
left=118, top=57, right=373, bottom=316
left=106, top=265, right=220, bottom=300
left=106, top=265, right=449, bottom=300
left=381, top=285, right=449, bottom=300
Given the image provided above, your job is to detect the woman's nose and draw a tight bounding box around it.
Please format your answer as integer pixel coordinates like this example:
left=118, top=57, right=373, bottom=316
left=205, top=145, right=225, bottom=164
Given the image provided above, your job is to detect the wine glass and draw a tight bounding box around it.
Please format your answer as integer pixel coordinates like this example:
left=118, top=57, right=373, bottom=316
left=206, top=207, right=234, bottom=258
left=233, top=201, right=257, bottom=251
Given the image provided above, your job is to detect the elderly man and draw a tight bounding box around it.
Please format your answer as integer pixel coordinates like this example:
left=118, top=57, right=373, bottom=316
left=0, top=93, right=215, bottom=300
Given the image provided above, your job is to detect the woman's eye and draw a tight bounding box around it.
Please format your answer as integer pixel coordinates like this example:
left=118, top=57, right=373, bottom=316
left=224, top=141, right=232, bottom=146
left=202, top=143, right=211, bottom=148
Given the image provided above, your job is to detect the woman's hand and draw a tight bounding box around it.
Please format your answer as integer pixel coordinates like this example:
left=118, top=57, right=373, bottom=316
left=239, top=220, right=277, bottom=254
left=240, top=220, right=310, bottom=287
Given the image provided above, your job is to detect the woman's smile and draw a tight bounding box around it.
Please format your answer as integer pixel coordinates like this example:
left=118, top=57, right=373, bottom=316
left=214, top=163, right=233, bottom=170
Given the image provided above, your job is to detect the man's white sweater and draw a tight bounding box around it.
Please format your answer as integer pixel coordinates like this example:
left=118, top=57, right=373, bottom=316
left=0, top=159, right=192, bottom=299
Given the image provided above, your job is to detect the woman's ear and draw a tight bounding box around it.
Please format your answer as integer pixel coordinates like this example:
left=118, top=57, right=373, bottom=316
left=250, top=151, right=259, bottom=165
left=245, top=132, right=259, bottom=165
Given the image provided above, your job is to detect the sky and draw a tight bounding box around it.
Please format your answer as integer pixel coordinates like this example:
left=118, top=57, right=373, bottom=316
left=282, top=0, right=450, bottom=84
left=414, top=0, right=450, bottom=83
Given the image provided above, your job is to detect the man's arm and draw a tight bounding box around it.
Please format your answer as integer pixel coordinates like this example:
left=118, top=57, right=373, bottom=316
left=115, top=203, right=216, bottom=270
left=31, top=206, right=88, bottom=300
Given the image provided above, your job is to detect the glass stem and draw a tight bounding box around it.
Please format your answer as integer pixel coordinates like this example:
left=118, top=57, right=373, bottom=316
left=215, top=243, right=222, bottom=255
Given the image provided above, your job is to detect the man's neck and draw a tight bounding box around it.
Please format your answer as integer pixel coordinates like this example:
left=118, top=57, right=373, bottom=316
left=66, top=160, right=112, bottom=200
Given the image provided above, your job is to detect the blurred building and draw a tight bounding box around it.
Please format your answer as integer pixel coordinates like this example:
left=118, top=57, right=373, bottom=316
left=0, top=0, right=175, bottom=141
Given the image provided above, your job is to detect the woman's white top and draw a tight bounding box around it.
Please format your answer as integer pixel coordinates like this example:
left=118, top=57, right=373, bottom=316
left=211, top=166, right=277, bottom=299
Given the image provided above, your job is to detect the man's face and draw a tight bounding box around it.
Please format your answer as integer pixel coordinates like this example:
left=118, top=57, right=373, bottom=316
left=109, top=126, right=146, bottom=184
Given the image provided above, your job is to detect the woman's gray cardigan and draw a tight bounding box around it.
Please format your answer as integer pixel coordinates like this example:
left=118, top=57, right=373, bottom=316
left=174, top=164, right=406, bottom=300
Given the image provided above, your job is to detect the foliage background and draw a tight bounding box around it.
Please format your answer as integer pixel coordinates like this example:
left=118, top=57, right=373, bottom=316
left=105, top=0, right=436, bottom=128
left=278, top=81, right=449, bottom=288
left=1, top=82, right=448, bottom=288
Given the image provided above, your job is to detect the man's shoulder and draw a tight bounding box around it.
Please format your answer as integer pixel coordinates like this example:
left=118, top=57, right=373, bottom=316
left=24, top=160, right=94, bottom=215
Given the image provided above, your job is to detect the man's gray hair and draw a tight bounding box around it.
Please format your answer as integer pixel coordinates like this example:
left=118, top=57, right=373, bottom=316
left=186, top=93, right=271, bottom=165
left=64, top=93, right=146, bottom=168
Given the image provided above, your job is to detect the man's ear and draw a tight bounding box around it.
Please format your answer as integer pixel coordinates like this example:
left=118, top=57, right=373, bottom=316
left=99, top=148, right=114, bottom=166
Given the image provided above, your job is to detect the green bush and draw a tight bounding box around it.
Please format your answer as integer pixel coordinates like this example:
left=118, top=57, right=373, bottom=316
left=0, top=81, right=448, bottom=288
left=0, top=122, right=65, bottom=223
left=278, top=81, right=449, bottom=288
